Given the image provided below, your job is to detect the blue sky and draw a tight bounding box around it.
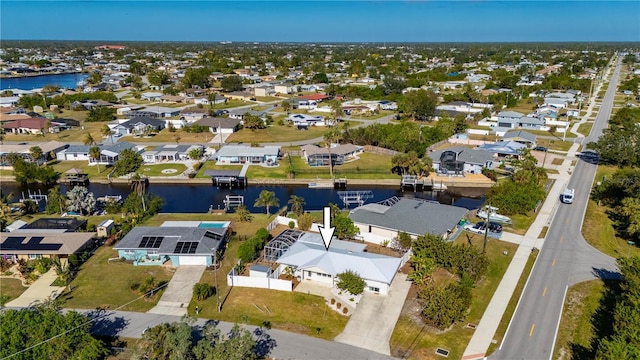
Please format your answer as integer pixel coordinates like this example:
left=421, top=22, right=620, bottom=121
left=2, top=1, right=639, bottom=42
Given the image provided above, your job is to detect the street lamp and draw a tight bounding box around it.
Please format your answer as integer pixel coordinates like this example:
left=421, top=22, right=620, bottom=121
left=482, top=204, right=491, bottom=254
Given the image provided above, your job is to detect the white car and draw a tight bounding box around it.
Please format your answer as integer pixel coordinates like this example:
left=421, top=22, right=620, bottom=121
left=464, top=223, right=486, bottom=234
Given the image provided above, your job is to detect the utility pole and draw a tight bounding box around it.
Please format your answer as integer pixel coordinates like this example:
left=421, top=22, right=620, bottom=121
left=483, top=204, right=490, bottom=254
left=215, top=251, right=221, bottom=312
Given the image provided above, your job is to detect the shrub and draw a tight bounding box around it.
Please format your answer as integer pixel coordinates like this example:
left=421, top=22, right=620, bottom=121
left=288, top=221, right=295, bottom=229
left=337, top=303, right=342, bottom=309
left=297, top=213, right=314, bottom=231
left=330, top=298, right=336, bottom=305
left=193, top=283, right=216, bottom=301
left=336, top=270, right=367, bottom=295
left=343, top=307, right=349, bottom=314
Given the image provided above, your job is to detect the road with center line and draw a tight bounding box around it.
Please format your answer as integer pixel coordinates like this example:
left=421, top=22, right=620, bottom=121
left=493, top=57, right=622, bottom=360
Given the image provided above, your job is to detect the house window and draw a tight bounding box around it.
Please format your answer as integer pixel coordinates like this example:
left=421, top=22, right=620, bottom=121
left=124, top=250, right=134, bottom=255
left=307, top=271, right=312, bottom=277
left=368, top=225, right=372, bottom=233
left=28, top=254, right=42, bottom=259
left=369, top=286, right=380, bottom=293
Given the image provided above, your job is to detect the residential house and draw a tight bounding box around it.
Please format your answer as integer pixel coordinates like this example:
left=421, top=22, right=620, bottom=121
left=1, top=117, right=66, bottom=135
left=378, top=100, right=398, bottom=110
left=115, top=224, right=230, bottom=266
left=227, top=108, right=268, bottom=121
left=140, top=92, right=163, bottom=101
left=502, top=130, right=537, bottom=148
left=112, top=117, right=165, bottom=136
left=287, top=113, right=327, bottom=127
left=477, top=140, right=528, bottom=158
left=160, top=95, right=187, bottom=104
left=0, top=96, right=20, bottom=108
left=291, top=98, right=318, bottom=110
left=437, top=101, right=483, bottom=114
left=1, top=140, right=66, bottom=163
left=517, top=116, right=545, bottom=130
left=194, top=117, right=241, bottom=134
left=429, top=146, right=494, bottom=175
left=0, top=232, right=96, bottom=264
left=125, top=106, right=180, bottom=118
left=215, top=144, right=280, bottom=165
left=179, top=106, right=209, bottom=122
left=141, top=144, right=204, bottom=163
left=300, top=144, right=363, bottom=166
left=254, top=86, right=275, bottom=97
left=225, top=91, right=253, bottom=101
left=274, top=84, right=293, bottom=94
left=273, top=230, right=401, bottom=295
left=349, top=197, right=468, bottom=244
left=57, top=142, right=138, bottom=166
left=496, top=111, right=525, bottom=129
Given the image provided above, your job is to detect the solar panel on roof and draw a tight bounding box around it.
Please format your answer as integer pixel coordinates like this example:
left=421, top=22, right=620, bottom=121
left=138, top=236, right=164, bottom=248
left=203, top=231, right=221, bottom=241
left=174, top=241, right=199, bottom=254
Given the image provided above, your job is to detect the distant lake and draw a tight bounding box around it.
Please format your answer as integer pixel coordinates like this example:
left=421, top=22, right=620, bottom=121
left=0, top=73, right=88, bottom=91
left=0, top=183, right=487, bottom=214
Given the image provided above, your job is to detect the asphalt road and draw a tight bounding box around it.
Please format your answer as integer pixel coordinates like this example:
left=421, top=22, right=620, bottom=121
left=77, top=309, right=393, bottom=360
left=493, top=59, right=622, bottom=360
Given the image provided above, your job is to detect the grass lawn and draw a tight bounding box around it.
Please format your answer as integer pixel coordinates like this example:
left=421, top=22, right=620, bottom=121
left=0, top=169, right=14, bottom=177
left=246, top=164, right=289, bottom=179
left=227, top=125, right=327, bottom=144
left=486, top=249, right=538, bottom=355
left=254, top=96, right=282, bottom=102
left=214, top=99, right=250, bottom=109
left=195, top=161, right=243, bottom=179
left=525, top=129, right=577, bottom=139
left=121, top=129, right=214, bottom=143
left=582, top=166, right=640, bottom=258
left=190, top=235, right=347, bottom=340
left=508, top=100, right=536, bottom=115
left=389, top=236, right=518, bottom=359
left=552, top=280, right=605, bottom=360
left=139, top=163, right=187, bottom=177
left=290, top=153, right=399, bottom=180
left=142, top=213, right=273, bottom=238
left=504, top=212, right=537, bottom=235
left=0, top=277, right=28, bottom=305
left=60, top=246, right=174, bottom=312
left=577, top=122, right=594, bottom=137
left=50, top=160, right=111, bottom=179
left=350, top=110, right=395, bottom=120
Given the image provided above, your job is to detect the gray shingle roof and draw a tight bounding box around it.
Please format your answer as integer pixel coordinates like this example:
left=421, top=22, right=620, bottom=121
left=349, top=198, right=468, bottom=236
left=497, top=110, right=525, bottom=119
left=429, top=146, right=494, bottom=165
left=119, top=117, right=165, bottom=129
left=115, top=226, right=227, bottom=255
left=503, top=130, right=537, bottom=143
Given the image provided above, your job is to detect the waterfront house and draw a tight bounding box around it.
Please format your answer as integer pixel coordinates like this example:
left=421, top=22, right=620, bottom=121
left=301, top=144, right=363, bottom=167
left=477, top=140, right=528, bottom=158
left=429, top=146, right=494, bottom=175
left=1, top=140, right=66, bottom=163
left=114, top=225, right=230, bottom=266
left=141, top=144, right=204, bottom=163
left=56, top=142, right=137, bottom=165
left=348, top=197, right=468, bottom=244
left=215, top=144, right=280, bottom=165
left=112, top=117, right=165, bottom=136
left=273, top=230, right=402, bottom=295
left=0, top=231, right=95, bottom=264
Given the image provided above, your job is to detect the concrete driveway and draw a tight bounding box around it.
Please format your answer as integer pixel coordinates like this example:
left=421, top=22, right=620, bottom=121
left=334, top=273, right=411, bottom=355
left=5, top=269, right=64, bottom=307
left=148, top=265, right=205, bottom=316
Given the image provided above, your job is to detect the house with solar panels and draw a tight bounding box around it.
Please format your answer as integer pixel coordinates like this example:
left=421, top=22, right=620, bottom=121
left=114, top=222, right=230, bottom=266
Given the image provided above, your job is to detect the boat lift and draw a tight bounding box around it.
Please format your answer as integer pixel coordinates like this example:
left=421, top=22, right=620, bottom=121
left=223, top=195, right=244, bottom=211
left=337, top=191, right=373, bottom=208
left=20, top=189, right=48, bottom=203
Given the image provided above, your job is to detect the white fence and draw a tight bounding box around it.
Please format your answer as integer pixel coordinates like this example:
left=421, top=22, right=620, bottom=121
left=448, top=138, right=491, bottom=146
left=468, top=129, right=490, bottom=136
left=227, top=273, right=292, bottom=292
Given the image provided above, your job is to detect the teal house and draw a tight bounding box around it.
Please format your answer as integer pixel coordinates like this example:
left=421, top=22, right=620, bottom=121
left=115, top=226, right=229, bottom=266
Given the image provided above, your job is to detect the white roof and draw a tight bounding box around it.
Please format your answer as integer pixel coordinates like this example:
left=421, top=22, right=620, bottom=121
left=277, top=235, right=401, bottom=285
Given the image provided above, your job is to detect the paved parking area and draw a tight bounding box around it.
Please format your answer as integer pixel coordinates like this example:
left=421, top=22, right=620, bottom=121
left=334, top=273, right=411, bottom=356
left=147, top=265, right=205, bottom=316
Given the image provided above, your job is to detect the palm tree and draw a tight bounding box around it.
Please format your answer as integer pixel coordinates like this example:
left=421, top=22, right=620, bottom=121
left=131, top=173, right=147, bottom=212
left=323, top=129, right=341, bottom=179
left=0, top=133, right=4, bottom=144
left=288, top=195, right=305, bottom=216
left=101, top=124, right=113, bottom=144
left=89, top=146, right=102, bottom=173
left=0, top=191, right=14, bottom=223
left=84, top=132, right=95, bottom=146
left=254, top=190, right=279, bottom=216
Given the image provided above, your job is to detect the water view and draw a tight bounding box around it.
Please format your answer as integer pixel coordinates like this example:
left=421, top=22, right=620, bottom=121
left=0, top=73, right=88, bottom=90
left=1, top=182, right=487, bottom=214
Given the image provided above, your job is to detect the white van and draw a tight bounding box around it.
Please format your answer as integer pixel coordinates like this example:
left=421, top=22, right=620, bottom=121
left=561, top=188, right=575, bottom=204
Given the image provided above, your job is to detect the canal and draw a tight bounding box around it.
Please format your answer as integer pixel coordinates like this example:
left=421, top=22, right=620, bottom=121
left=0, top=182, right=487, bottom=214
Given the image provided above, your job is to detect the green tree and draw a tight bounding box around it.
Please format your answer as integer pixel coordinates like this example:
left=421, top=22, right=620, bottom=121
left=333, top=213, right=359, bottom=239
left=86, top=107, right=116, bottom=122
left=288, top=195, right=305, bottom=216
left=29, top=146, right=43, bottom=164
left=221, top=75, right=243, bottom=92
left=45, top=186, right=66, bottom=215
left=401, top=89, right=437, bottom=121
left=391, top=151, right=432, bottom=177
left=0, top=304, right=109, bottom=359
left=148, top=70, right=171, bottom=87
left=89, top=146, right=102, bottom=174
left=280, top=100, right=291, bottom=113
left=130, top=173, right=147, bottom=212
left=235, top=205, right=253, bottom=223
left=311, top=72, right=329, bottom=84
left=297, top=213, right=314, bottom=231
left=20, top=199, right=38, bottom=215
left=101, top=123, right=113, bottom=143
left=112, top=148, right=143, bottom=177
left=188, top=147, right=204, bottom=160
left=87, top=72, right=102, bottom=86
left=254, top=190, right=279, bottom=215
left=193, top=283, right=216, bottom=301
left=243, top=114, right=266, bottom=129
left=336, top=270, right=367, bottom=295
left=83, top=132, right=95, bottom=146
left=66, top=186, right=96, bottom=215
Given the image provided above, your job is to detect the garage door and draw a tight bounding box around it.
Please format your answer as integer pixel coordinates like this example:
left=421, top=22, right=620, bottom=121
left=179, top=256, right=208, bottom=266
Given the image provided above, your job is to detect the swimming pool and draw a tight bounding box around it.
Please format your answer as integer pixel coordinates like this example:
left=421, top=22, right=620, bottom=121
left=198, top=221, right=230, bottom=229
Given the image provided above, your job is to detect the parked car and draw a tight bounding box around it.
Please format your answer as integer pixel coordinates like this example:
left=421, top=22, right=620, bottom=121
left=464, top=223, right=486, bottom=234
left=533, top=146, right=548, bottom=152
left=477, top=221, right=503, bottom=233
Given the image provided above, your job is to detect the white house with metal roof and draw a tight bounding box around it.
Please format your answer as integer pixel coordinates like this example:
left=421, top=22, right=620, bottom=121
left=215, top=144, right=280, bottom=165
left=349, top=197, right=468, bottom=244
left=429, top=146, right=495, bottom=175
left=273, top=230, right=402, bottom=295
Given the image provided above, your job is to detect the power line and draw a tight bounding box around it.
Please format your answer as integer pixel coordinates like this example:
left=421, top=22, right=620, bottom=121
left=1, top=282, right=169, bottom=360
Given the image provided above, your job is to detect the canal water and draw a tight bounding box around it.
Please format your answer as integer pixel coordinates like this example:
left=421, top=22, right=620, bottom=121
left=0, top=182, right=487, bottom=214
left=0, top=73, right=88, bottom=90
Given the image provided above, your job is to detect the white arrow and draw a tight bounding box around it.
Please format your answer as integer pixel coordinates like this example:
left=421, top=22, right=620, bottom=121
left=318, top=206, right=335, bottom=251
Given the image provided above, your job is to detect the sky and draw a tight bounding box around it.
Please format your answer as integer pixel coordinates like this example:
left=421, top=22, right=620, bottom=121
left=1, top=1, right=639, bottom=43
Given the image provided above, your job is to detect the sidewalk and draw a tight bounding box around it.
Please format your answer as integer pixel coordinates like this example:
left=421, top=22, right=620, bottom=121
left=5, top=269, right=65, bottom=307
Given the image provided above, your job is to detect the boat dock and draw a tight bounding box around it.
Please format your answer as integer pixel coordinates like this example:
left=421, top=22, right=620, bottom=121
left=204, top=170, right=247, bottom=188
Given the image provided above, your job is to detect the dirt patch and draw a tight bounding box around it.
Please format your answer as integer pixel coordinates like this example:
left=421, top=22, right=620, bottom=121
left=365, top=242, right=403, bottom=257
